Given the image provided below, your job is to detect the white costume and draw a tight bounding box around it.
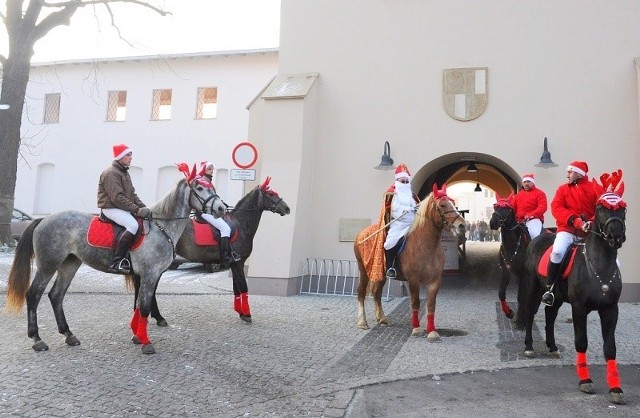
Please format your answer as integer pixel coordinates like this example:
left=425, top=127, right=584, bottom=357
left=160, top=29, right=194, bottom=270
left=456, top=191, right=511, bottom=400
left=384, top=170, right=417, bottom=250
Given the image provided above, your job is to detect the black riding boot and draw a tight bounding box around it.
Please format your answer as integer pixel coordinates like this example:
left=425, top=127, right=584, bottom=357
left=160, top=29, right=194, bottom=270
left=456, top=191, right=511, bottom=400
left=219, top=237, right=237, bottom=268
left=542, top=261, right=561, bottom=306
left=108, top=231, right=136, bottom=274
left=385, top=248, right=397, bottom=280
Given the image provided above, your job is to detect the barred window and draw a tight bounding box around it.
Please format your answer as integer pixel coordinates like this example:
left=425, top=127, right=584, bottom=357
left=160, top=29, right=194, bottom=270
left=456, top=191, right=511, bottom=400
left=195, top=87, right=217, bottom=119
left=106, top=90, right=127, bottom=121
left=151, top=89, right=172, bottom=120
left=43, top=93, right=61, bottom=124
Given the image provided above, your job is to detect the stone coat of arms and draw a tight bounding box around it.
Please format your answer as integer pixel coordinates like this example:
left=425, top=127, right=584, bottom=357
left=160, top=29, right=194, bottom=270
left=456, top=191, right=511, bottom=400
left=443, top=67, right=488, bottom=121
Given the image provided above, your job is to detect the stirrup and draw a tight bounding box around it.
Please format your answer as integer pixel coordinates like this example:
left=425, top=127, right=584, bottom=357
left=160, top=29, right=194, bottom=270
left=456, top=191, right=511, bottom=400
left=541, top=289, right=554, bottom=307
left=230, top=250, right=241, bottom=262
left=386, top=267, right=397, bottom=280
left=109, top=259, right=131, bottom=274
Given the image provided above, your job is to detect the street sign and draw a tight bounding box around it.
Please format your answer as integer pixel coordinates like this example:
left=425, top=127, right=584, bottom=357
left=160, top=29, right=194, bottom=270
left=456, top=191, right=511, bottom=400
left=230, top=169, right=256, bottom=181
left=232, top=142, right=258, bottom=169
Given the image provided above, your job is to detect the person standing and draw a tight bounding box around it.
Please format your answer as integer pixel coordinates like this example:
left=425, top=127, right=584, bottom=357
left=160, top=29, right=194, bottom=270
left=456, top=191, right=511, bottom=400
left=198, top=161, right=241, bottom=268
left=97, top=144, right=150, bottom=274
left=383, top=163, right=419, bottom=280
left=542, top=161, right=598, bottom=306
left=512, top=173, right=548, bottom=239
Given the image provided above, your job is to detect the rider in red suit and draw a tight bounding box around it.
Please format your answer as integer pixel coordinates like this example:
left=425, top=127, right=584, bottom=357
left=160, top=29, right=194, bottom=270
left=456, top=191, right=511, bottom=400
left=512, top=173, right=547, bottom=239
left=542, top=161, right=599, bottom=306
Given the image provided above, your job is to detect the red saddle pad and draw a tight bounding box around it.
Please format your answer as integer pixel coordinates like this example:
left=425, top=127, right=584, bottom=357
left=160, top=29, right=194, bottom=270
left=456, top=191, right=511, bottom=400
left=537, top=246, right=578, bottom=279
left=87, top=216, right=144, bottom=250
left=192, top=219, right=239, bottom=247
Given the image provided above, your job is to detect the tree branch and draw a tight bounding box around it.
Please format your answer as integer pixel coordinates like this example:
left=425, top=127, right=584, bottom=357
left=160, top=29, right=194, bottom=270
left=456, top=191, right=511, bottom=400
left=41, top=0, right=171, bottom=16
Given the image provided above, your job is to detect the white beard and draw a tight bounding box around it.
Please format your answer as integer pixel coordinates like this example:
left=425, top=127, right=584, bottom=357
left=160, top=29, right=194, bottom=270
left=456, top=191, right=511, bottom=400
left=394, top=181, right=414, bottom=205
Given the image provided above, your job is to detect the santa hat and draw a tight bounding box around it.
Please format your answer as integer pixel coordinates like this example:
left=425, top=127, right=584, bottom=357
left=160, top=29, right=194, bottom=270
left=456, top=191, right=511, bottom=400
left=198, top=161, right=215, bottom=176
left=113, top=144, right=132, bottom=160
left=521, top=173, right=535, bottom=184
left=567, top=161, right=588, bottom=176
left=395, top=163, right=411, bottom=180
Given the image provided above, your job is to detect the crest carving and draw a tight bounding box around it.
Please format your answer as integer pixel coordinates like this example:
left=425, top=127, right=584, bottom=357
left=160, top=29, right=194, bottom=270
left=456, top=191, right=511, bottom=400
left=443, top=67, right=488, bottom=121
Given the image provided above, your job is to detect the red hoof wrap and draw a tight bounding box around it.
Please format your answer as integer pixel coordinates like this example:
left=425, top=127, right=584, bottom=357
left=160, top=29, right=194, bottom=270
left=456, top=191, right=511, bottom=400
left=240, top=292, right=251, bottom=316
left=576, top=352, right=590, bottom=381
left=606, top=359, right=621, bottom=389
left=500, top=300, right=510, bottom=315
left=136, top=315, right=151, bottom=345
left=426, top=313, right=435, bottom=333
left=130, top=308, right=141, bottom=334
left=411, top=310, right=420, bottom=328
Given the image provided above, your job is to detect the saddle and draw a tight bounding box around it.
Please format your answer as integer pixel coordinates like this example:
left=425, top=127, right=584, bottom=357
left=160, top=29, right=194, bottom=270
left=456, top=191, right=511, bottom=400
left=191, top=215, right=239, bottom=247
left=86, top=214, right=144, bottom=251
left=537, top=244, right=579, bottom=280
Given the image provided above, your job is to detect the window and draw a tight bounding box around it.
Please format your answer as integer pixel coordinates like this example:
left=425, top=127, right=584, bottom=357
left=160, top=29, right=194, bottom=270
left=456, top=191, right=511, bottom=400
left=43, top=93, right=61, bottom=123
left=151, top=89, right=172, bottom=120
left=196, top=87, right=218, bottom=119
left=106, top=90, right=127, bottom=121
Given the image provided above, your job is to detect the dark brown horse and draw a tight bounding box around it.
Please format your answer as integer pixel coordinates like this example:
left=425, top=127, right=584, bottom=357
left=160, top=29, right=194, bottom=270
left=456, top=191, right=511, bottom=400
left=130, top=177, right=290, bottom=326
left=489, top=193, right=530, bottom=323
left=354, top=184, right=464, bottom=341
left=516, top=171, right=627, bottom=404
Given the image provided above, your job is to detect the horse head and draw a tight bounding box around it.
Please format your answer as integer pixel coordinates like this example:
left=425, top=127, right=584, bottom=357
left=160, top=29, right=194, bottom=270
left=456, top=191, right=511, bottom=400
left=176, top=162, right=226, bottom=217
left=258, top=177, right=291, bottom=216
left=430, top=183, right=465, bottom=232
left=592, top=171, right=627, bottom=249
left=489, top=192, right=515, bottom=230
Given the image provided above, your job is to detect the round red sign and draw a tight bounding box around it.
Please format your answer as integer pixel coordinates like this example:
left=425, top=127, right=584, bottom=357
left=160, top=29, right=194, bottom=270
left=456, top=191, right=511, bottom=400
left=232, top=142, right=258, bottom=169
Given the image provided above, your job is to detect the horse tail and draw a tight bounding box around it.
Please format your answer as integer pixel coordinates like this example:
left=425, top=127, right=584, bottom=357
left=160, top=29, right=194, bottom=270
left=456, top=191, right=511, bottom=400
left=514, top=270, right=530, bottom=330
left=6, top=218, right=43, bottom=312
left=124, top=274, right=135, bottom=292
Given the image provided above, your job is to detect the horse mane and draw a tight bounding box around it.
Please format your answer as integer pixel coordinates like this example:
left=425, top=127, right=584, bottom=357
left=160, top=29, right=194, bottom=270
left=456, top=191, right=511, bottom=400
left=231, top=186, right=260, bottom=212
left=407, top=193, right=435, bottom=235
left=152, top=178, right=187, bottom=216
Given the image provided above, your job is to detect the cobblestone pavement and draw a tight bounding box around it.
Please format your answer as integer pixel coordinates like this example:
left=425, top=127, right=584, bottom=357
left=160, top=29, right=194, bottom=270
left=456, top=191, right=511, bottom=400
left=1, top=242, right=639, bottom=417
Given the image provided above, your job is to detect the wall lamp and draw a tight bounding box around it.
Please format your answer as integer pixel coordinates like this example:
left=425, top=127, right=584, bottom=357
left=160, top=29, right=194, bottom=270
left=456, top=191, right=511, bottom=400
left=466, top=162, right=478, bottom=172
left=535, top=137, right=558, bottom=168
left=374, top=140, right=394, bottom=170
left=474, top=182, right=482, bottom=192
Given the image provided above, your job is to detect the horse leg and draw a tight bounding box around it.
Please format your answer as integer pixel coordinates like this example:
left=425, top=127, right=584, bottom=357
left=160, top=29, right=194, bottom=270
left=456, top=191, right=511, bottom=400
left=372, top=278, right=389, bottom=326
left=425, top=279, right=441, bottom=342
left=571, top=305, right=594, bottom=394
left=25, top=268, right=57, bottom=351
left=598, top=304, right=624, bottom=404
left=408, top=280, right=423, bottom=337
left=47, top=257, right=82, bottom=347
left=355, top=260, right=370, bottom=330
left=523, top=294, right=538, bottom=357
left=132, top=274, right=166, bottom=328
left=498, top=266, right=514, bottom=319
left=135, top=276, right=160, bottom=354
left=544, top=303, right=561, bottom=357
left=231, top=263, right=252, bottom=323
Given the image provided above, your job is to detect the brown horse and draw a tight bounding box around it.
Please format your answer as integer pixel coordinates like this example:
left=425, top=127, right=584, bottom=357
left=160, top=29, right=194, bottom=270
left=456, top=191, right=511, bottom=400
left=354, top=184, right=464, bottom=341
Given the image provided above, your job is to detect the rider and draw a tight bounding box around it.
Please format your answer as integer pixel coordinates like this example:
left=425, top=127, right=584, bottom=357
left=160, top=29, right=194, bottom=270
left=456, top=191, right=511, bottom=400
left=383, top=163, right=419, bottom=280
left=198, top=161, right=241, bottom=268
left=512, top=173, right=547, bottom=239
left=542, top=161, right=599, bottom=306
left=97, top=144, right=151, bottom=274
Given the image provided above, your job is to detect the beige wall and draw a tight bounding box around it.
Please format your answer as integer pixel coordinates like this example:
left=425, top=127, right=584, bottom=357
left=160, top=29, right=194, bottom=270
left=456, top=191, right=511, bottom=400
left=248, top=1, right=640, bottom=299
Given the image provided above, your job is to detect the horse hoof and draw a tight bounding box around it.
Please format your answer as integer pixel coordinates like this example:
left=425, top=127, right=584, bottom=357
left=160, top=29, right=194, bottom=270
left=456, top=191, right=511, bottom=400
left=32, top=341, right=49, bottom=352
left=411, top=327, right=425, bottom=337
left=357, top=322, right=370, bottom=330
left=427, top=331, right=441, bottom=343
left=548, top=350, right=561, bottom=358
left=378, top=318, right=390, bottom=326
left=131, top=335, right=141, bottom=345
left=506, top=310, right=514, bottom=320
left=156, top=319, right=169, bottom=327
left=523, top=350, right=536, bottom=358
left=240, top=314, right=252, bottom=323
left=65, top=335, right=81, bottom=346
left=610, top=388, right=625, bottom=405
left=579, top=381, right=595, bottom=394
left=141, top=344, right=155, bottom=355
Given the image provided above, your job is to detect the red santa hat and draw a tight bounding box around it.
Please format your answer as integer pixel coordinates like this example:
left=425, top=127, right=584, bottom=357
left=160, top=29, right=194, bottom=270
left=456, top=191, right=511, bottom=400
left=198, top=161, right=215, bottom=176
left=113, top=143, right=132, bottom=160
left=521, top=173, right=535, bottom=184
left=395, top=163, right=411, bottom=180
left=567, top=161, right=588, bottom=177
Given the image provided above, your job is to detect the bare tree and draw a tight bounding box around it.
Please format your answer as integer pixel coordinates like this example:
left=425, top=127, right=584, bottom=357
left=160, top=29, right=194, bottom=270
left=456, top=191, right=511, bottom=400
left=0, top=0, right=169, bottom=246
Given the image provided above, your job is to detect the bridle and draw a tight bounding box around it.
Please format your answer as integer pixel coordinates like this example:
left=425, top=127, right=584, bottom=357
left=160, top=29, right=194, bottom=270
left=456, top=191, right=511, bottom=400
left=435, top=197, right=462, bottom=230
left=492, top=205, right=530, bottom=269
left=588, top=206, right=626, bottom=249
left=189, top=182, right=221, bottom=214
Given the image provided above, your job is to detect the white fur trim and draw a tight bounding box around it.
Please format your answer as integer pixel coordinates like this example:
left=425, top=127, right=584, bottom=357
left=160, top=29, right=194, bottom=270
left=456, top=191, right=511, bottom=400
left=395, top=171, right=410, bottom=180
left=567, top=165, right=586, bottom=176
left=522, top=176, right=535, bottom=184
left=114, top=147, right=132, bottom=160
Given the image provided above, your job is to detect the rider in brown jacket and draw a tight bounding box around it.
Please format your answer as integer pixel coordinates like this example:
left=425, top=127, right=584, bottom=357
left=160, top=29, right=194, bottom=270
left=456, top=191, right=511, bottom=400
left=97, top=144, right=150, bottom=273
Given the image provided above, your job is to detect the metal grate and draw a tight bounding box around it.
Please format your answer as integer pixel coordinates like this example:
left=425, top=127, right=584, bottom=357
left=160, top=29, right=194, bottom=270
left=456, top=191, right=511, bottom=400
left=43, top=93, right=61, bottom=123
left=195, top=87, right=217, bottom=119
left=106, top=90, right=127, bottom=121
left=300, top=258, right=392, bottom=300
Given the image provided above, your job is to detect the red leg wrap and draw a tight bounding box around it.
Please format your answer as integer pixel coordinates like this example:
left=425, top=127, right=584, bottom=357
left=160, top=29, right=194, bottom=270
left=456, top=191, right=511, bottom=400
left=233, top=295, right=241, bottom=314
left=426, top=313, right=436, bottom=333
left=500, top=300, right=510, bottom=315
left=130, top=308, right=140, bottom=334
left=240, top=292, right=251, bottom=316
left=606, top=359, right=621, bottom=389
left=411, top=310, right=420, bottom=328
left=576, top=352, right=590, bottom=381
left=136, top=315, right=151, bottom=345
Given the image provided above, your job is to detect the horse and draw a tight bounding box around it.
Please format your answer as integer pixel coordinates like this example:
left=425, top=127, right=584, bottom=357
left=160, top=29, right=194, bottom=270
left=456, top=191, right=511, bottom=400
left=354, top=183, right=465, bottom=341
left=5, top=163, right=227, bottom=355
left=489, top=193, right=530, bottom=323
left=132, top=177, right=290, bottom=326
left=516, top=171, right=627, bottom=404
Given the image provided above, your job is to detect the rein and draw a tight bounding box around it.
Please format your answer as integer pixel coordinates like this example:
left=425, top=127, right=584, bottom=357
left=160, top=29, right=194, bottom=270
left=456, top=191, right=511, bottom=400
left=499, top=222, right=529, bottom=269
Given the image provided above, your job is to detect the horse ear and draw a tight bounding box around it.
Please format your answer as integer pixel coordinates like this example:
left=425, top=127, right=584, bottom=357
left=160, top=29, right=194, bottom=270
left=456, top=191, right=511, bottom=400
left=441, top=183, right=447, bottom=194
left=432, top=183, right=438, bottom=196
left=615, top=181, right=625, bottom=197
left=508, top=192, right=514, bottom=202
left=495, top=192, right=502, bottom=202
left=189, top=164, right=197, bottom=181
left=260, top=177, right=271, bottom=190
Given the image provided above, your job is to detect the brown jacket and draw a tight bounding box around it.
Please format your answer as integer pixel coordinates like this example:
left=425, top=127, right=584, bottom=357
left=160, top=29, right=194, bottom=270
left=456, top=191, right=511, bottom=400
left=97, top=161, right=145, bottom=213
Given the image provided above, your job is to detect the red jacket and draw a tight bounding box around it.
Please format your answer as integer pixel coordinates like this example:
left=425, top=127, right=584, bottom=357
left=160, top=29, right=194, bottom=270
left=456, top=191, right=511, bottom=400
left=550, top=176, right=599, bottom=236
left=512, top=186, right=547, bottom=223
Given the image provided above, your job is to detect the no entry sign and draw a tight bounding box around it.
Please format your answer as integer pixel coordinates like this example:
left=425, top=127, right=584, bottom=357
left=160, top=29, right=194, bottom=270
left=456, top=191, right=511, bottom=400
left=232, top=142, right=258, bottom=169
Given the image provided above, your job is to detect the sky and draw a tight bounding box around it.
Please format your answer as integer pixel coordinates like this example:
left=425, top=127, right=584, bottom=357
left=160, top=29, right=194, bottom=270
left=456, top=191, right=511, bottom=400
left=5, top=0, right=281, bottom=63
